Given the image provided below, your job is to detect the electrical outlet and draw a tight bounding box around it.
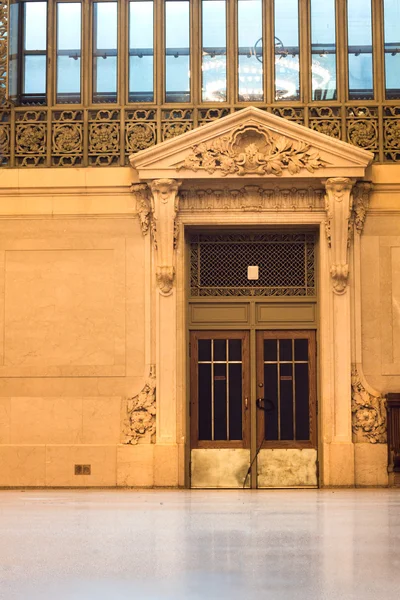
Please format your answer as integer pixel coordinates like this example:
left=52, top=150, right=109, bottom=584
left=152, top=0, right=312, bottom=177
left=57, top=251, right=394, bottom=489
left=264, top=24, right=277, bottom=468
left=75, top=464, right=91, bottom=475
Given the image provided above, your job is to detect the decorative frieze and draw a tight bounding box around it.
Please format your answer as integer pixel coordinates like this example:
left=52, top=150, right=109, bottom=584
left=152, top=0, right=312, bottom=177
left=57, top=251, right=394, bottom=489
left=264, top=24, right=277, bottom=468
left=324, top=177, right=355, bottom=294
left=180, top=185, right=325, bottom=212
left=123, top=369, right=156, bottom=445
left=351, top=366, right=386, bottom=444
left=177, top=124, right=327, bottom=177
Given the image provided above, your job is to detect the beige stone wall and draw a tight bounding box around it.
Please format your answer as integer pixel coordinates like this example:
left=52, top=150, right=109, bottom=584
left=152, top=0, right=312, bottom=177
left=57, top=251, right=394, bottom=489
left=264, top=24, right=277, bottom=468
left=0, top=168, right=155, bottom=486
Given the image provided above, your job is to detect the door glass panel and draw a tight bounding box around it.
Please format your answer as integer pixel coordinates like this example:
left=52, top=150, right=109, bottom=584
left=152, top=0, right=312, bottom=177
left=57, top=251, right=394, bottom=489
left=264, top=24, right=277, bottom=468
left=229, top=339, right=241, bottom=361
left=264, top=363, right=278, bottom=440
left=264, top=339, right=277, bottom=362
left=198, top=339, right=211, bottom=361
left=280, top=363, right=294, bottom=440
left=295, top=363, right=310, bottom=440
left=198, top=363, right=212, bottom=440
left=214, top=363, right=227, bottom=440
left=196, top=337, right=243, bottom=442
left=229, top=363, right=243, bottom=440
left=279, top=339, right=292, bottom=361
left=262, top=335, right=311, bottom=443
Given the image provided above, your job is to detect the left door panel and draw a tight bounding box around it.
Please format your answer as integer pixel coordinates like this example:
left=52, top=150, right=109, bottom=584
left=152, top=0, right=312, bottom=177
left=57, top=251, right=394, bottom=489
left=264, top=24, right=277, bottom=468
left=190, top=331, right=250, bottom=488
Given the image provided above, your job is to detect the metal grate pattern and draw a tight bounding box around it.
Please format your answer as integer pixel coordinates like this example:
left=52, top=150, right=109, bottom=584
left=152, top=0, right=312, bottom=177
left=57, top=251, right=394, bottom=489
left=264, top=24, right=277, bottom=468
left=190, top=233, right=316, bottom=297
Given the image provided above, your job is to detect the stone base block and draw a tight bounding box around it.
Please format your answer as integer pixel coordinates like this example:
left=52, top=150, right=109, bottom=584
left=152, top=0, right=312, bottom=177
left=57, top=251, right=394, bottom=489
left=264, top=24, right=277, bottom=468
left=326, top=442, right=355, bottom=487
left=117, top=444, right=154, bottom=487
left=355, top=443, right=388, bottom=487
left=154, top=444, right=179, bottom=487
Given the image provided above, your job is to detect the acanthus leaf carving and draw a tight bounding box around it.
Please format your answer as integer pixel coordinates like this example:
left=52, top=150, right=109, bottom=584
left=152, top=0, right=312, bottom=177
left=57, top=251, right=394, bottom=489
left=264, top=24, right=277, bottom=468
left=352, top=181, right=373, bottom=235
left=330, top=263, right=349, bottom=295
left=177, top=124, right=328, bottom=177
left=351, top=366, right=386, bottom=444
left=123, top=369, right=156, bottom=445
left=131, top=183, right=154, bottom=238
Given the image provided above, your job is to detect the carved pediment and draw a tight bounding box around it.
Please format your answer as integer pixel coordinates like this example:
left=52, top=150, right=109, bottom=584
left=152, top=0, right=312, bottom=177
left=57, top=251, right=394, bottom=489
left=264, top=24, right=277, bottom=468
left=130, top=107, right=373, bottom=181
left=177, top=123, right=327, bottom=177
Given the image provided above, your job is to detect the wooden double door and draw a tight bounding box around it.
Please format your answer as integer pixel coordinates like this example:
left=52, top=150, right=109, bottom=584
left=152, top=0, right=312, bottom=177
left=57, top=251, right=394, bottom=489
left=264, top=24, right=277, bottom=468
left=190, top=330, right=317, bottom=488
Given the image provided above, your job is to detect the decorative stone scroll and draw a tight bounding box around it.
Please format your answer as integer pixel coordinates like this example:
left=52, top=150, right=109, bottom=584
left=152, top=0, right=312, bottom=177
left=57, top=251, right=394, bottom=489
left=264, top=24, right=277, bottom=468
left=123, top=368, right=156, bottom=445
left=324, top=177, right=355, bottom=294
left=351, top=366, right=386, bottom=444
left=177, top=124, right=327, bottom=177
left=132, top=183, right=153, bottom=236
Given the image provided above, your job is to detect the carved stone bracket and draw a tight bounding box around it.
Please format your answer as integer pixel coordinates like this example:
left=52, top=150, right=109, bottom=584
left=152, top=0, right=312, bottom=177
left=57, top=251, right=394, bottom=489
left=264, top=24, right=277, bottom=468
left=149, top=178, right=182, bottom=295
left=351, top=366, right=386, bottom=444
left=324, top=177, right=355, bottom=294
left=123, top=367, right=156, bottom=445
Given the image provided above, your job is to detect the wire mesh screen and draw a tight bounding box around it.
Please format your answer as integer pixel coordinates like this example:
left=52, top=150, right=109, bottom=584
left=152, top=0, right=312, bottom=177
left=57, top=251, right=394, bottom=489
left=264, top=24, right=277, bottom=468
left=189, top=233, right=316, bottom=297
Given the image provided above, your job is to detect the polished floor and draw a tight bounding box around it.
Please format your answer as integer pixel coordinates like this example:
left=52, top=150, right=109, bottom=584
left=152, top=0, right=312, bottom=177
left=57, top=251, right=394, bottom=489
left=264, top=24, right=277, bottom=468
left=0, top=489, right=399, bottom=600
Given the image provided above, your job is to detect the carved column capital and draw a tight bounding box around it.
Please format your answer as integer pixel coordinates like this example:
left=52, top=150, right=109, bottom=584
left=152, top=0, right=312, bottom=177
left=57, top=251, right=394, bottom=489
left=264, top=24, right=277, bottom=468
left=148, top=178, right=182, bottom=295
left=324, top=177, right=355, bottom=294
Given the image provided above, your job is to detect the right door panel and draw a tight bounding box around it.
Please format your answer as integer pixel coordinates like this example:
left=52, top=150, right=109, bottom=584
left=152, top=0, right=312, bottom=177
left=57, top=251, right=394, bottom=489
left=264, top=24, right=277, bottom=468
left=256, top=330, right=318, bottom=488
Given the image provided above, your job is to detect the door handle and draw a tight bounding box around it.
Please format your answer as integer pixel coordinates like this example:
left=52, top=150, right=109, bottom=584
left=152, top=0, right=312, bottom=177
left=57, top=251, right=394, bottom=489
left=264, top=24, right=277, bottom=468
left=244, top=397, right=248, bottom=410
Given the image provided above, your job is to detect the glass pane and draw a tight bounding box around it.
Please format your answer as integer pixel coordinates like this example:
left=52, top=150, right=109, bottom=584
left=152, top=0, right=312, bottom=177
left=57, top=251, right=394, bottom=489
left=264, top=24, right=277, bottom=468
left=310, top=0, right=336, bottom=101
left=279, top=339, right=292, bottom=361
left=93, top=2, right=118, bottom=103
left=198, top=364, right=212, bottom=440
left=347, top=0, right=373, bottom=99
left=294, top=339, right=308, bottom=361
left=198, top=339, right=211, bottom=361
left=214, top=363, right=227, bottom=440
left=201, top=0, right=226, bottom=102
left=238, top=0, right=263, bottom=102
left=57, top=3, right=81, bottom=103
left=229, top=364, right=242, bottom=440
left=24, top=2, right=47, bottom=51
left=214, top=339, right=226, bottom=361
left=264, top=339, right=277, bottom=362
left=264, top=364, right=278, bottom=440
left=129, top=1, right=154, bottom=102
left=23, top=1, right=47, bottom=96
left=295, top=363, right=310, bottom=440
left=228, top=339, right=241, bottom=362
left=24, top=56, right=46, bottom=94
left=165, top=0, right=190, bottom=102
left=274, top=0, right=300, bottom=101
left=280, top=363, right=294, bottom=440
left=384, top=0, right=400, bottom=99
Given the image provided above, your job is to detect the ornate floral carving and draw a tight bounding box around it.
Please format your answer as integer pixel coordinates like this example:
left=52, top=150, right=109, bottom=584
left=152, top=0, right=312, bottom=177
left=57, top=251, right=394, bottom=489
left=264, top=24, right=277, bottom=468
left=16, top=124, right=46, bottom=154
left=126, top=122, right=156, bottom=153
left=123, top=370, right=156, bottom=445
left=310, top=119, right=341, bottom=139
left=351, top=366, right=386, bottom=444
left=89, top=123, right=119, bottom=154
left=53, top=124, right=82, bottom=154
left=178, top=124, right=327, bottom=177
left=131, top=183, right=153, bottom=236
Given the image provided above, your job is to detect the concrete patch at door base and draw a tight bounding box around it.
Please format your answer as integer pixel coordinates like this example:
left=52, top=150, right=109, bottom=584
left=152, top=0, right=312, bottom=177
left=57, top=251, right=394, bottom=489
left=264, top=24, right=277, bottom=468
left=257, top=448, right=317, bottom=488
left=191, top=449, right=250, bottom=488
